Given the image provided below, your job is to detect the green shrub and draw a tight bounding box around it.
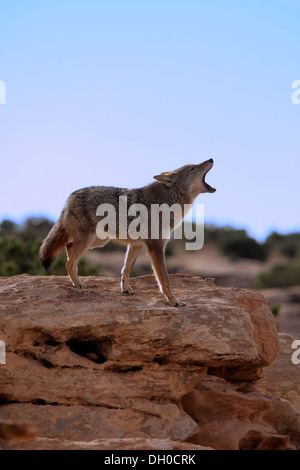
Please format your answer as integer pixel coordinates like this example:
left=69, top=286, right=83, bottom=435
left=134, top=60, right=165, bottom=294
left=254, top=262, right=300, bottom=289
left=280, top=235, right=300, bottom=259
left=271, top=304, right=280, bottom=317
left=0, top=219, right=18, bottom=233
left=0, top=217, right=102, bottom=277
left=218, top=230, right=267, bottom=261
left=165, top=241, right=174, bottom=257
left=265, top=231, right=300, bottom=259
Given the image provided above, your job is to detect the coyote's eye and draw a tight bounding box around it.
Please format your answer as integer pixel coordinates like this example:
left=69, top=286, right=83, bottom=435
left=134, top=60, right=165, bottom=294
left=190, top=167, right=196, bottom=172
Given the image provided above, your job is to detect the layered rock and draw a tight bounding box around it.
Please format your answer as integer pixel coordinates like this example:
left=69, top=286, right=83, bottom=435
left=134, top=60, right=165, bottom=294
left=182, top=375, right=300, bottom=450
left=256, top=333, right=300, bottom=411
left=0, top=419, right=38, bottom=449
left=9, top=437, right=211, bottom=451
left=0, top=273, right=297, bottom=450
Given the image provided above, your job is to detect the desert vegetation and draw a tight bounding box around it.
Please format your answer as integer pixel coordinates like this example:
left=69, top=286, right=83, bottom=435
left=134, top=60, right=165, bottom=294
left=0, top=217, right=101, bottom=277
left=0, top=217, right=299, bottom=289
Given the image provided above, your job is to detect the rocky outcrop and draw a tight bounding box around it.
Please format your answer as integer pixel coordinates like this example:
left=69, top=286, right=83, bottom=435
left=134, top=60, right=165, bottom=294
left=182, top=375, right=300, bottom=450
left=0, top=273, right=298, bottom=450
left=0, top=419, right=38, bottom=449
left=9, top=437, right=212, bottom=451
left=256, top=333, right=300, bottom=412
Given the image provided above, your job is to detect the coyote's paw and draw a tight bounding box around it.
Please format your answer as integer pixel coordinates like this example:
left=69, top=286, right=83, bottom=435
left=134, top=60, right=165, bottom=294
left=174, top=300, right=186, bottom=307
left=122, top=286, right=135, bottom=295
left=168, top=299, right=186, bottom=307
left=72, top=281, right=86, bottom=289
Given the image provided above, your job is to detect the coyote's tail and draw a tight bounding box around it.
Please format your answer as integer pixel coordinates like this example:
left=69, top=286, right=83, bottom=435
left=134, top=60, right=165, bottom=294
left=39, top=219, right=68, bottom=270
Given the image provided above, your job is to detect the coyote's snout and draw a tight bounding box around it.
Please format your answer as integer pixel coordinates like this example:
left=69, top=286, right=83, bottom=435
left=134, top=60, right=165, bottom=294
left=40, top=159, right=216, bottom=306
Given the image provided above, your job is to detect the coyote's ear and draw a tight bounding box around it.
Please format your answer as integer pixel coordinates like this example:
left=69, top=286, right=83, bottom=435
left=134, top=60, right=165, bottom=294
left=153, top=171, right=178, bottom=187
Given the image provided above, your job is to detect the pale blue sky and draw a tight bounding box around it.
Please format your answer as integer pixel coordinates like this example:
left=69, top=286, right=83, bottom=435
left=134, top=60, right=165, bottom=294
left=0, top=0, right=299, bottom=240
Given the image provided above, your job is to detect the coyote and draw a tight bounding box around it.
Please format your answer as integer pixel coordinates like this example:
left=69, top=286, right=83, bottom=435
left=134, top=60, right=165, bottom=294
left=40, top=159, right=216, bottom=306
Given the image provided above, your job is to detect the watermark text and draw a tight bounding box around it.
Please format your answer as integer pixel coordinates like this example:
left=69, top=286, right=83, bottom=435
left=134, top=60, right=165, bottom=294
left=0, top=340, right=6, bottom=364
left=291, top=80, right=300, bottom=105
left=0, top=80, right=6, bottom=104
left=291, top=339, right=300, bottom=365
left=96, top=198, right=204, bottom=250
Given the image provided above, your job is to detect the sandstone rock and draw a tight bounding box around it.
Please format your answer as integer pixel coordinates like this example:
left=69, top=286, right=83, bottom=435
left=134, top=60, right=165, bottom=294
left=0, top=273, right=283, bottom=449
left=0, top=402, right=196, bottom=443
left=256, top=333, right=300, bottom=411
left=0, top=274, right=278, bottom=374
left=0, top=419, right=38, bottom=443
left=0, top=353, right=204, bottom=409
left=182, top=375, right=300, bottom=450
left=10, top=437, right=212, bottom=450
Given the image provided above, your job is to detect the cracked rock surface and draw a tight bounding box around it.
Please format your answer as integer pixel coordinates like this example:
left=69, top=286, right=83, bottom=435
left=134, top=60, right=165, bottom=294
left=1, top=273, right=298, bottom=450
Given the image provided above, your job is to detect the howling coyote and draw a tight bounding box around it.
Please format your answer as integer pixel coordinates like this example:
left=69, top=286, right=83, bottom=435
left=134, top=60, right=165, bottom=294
left=40, top=159, right=216, bottom=306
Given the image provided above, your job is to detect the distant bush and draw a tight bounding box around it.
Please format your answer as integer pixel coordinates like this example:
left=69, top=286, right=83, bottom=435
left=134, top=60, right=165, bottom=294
left=218, top=230, right=267, bottom=261
left=254, top=262, right=300, bottom=289
left=2, top=217, right=299, bottom=281
left=265, top=231, right=300, bottom=259
left=168, top=223, right=269, bottom=261
left=204, top=224, right=236, bottom=244
left=99, top=240, right=126, bottom=252
left=20, top=217, right=55, bottom=241
left=165, top=241, right=174, bottom=257
left=280, top=235, right=300, bottom=259
left=255, top=231, right=300, bottom=288
left=264, top=231, right=285, bottom=246
left=0, top=217, right=101, bottom=277
left=270, top=304, right=280, bottom=317
left=0, top=219, right=18, bottom=233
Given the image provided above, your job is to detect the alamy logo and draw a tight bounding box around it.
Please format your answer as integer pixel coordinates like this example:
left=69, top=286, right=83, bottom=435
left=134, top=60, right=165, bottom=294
left=291, top=80, right=300, bottom=105
left=291, top=340, right=300, bottom=365
left=95, top=198, right=205, bottom=250
left=0, top=340, right=5, bottom=364
left=0, top=80, right=6, bottom=104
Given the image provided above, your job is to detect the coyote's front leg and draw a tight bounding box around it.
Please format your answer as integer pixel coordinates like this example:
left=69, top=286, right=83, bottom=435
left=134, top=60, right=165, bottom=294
left=146, top=241, right=185, bottom=307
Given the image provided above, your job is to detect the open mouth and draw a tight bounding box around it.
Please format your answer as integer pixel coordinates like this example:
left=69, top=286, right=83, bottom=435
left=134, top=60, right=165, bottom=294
left=203, top=166, right=216, bottom=193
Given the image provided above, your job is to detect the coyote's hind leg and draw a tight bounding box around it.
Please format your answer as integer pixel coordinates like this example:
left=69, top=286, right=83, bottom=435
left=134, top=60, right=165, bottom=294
left=66, top=241, right=88, bottom=288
